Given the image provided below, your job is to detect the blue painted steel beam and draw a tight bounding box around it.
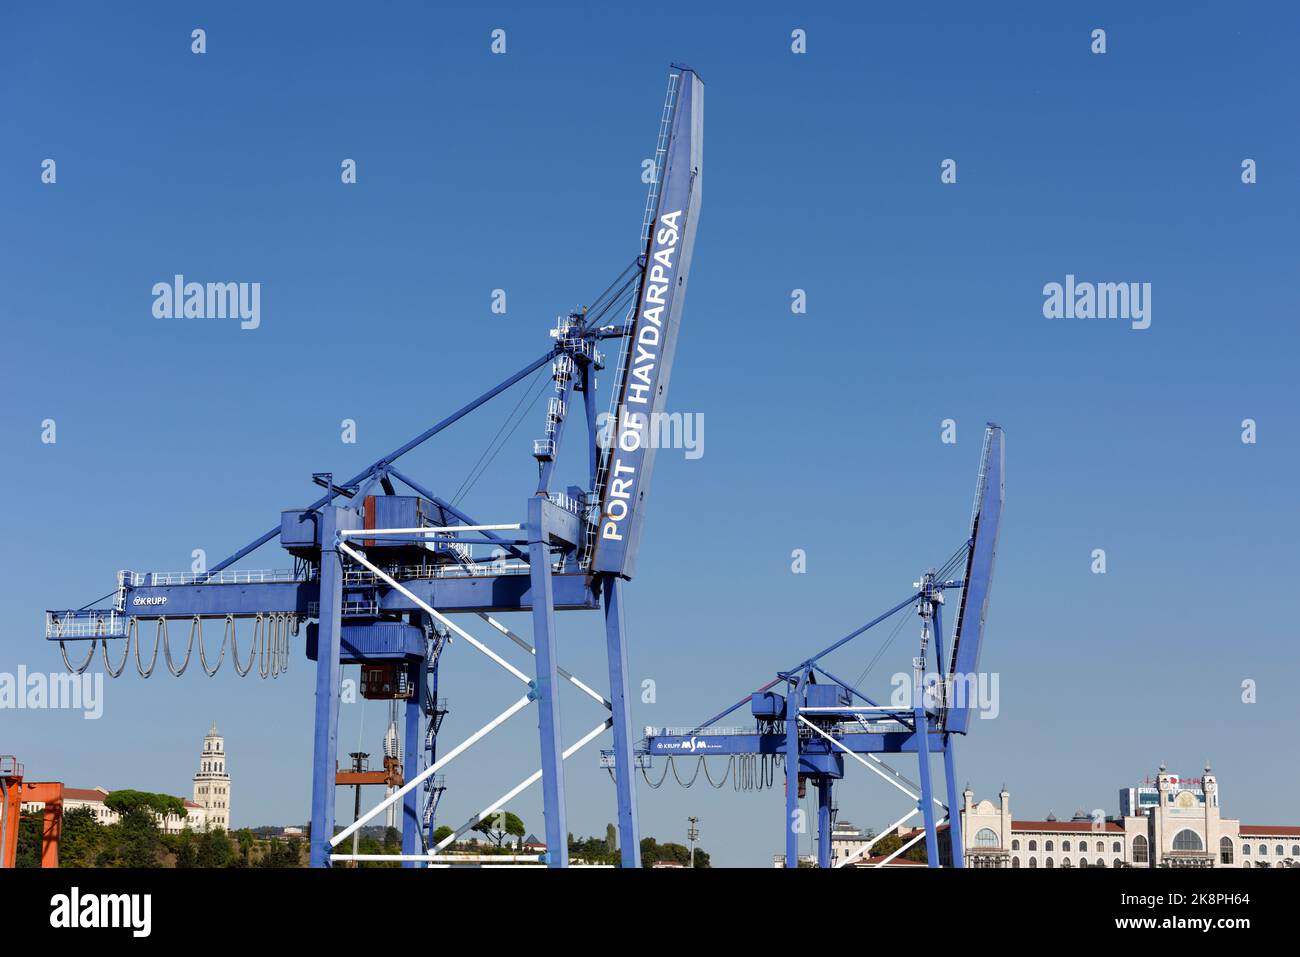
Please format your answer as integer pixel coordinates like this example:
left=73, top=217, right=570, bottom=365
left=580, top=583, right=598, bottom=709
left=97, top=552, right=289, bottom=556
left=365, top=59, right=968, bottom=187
left=644, top=730, right=947, bottom=756
left=308, top=507, right=345, bottom=868
left=526, top=496, right=567, bottom=867
left=944, top=736, right=964, bottom=868
left=805, top=594, right=919, bottom=667
left=386, top=467, right=529, bottom=563
left=602, top=576, right=641, bottom=867
left=914, top=699, right=941, bottom=868
left=817, top=779, right=833, bottom=869
left=591, top=67, right=704, bottom=580
left=207, top=351, right=555, bottom=574
left=59, top=573, right=601, bottom=631
left=945, top=425, right=1004, bottom=734
left=810, top=664, right=884, bottom=709
left=784, top=669, right=807, bottom=868
left=402, top=657, right=422, bottom=868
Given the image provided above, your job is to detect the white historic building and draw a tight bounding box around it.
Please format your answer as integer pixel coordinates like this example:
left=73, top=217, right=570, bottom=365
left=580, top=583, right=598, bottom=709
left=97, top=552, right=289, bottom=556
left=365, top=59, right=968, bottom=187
left=192, top=721, right=231, bottom=831
left=23, top=785, right=208, bottom=834
left=24, top=723, right=231, bottom=834
left=959, top=763, right=1299, bottom=868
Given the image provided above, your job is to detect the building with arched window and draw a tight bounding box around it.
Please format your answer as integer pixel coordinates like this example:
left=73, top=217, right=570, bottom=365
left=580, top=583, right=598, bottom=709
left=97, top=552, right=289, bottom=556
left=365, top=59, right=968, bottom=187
left=192, top=721, right=232, bottom=831
left=956, top=763, right=1299, bottom=868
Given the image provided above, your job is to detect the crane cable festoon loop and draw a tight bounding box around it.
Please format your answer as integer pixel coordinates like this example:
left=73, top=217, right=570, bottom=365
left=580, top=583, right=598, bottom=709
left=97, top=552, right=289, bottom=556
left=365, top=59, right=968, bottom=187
left=100, top=614, right=130, bottom=678
left=257, top=613, right=271, bottom=679
left=199, top=615, right=227, bottom=676
left=62, top=611, right=296, bottom=678
left=162, top=616, right=195, bottom=677
left=134, top=617, right=159, bottom=677
left=58, top=611, right=98, bottom=675
left=230, top=615, right=257, bottom=677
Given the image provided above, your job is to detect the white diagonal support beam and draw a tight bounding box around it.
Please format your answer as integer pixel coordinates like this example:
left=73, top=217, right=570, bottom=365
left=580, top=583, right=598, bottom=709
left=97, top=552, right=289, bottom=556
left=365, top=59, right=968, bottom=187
left=798, top=715, right=946, bottom=811
left=330, top=694, right=533, bottom=847
left=874, top=817, right=948, bottom=868
left=435, top=718, right=613, bottom=851
left=477, top=612, right=611, bottom=710
left=338, top=541, right=530, bottom=684
left=835, top=808, right=919, bottom=869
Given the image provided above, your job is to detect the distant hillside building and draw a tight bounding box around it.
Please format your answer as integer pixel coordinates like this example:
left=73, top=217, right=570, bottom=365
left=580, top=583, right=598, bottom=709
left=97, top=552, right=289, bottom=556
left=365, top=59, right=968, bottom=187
left=24, top=723, right=231, bottom=834
left=23, top=785, right=207, bottom=834
left=192, top=721, right=231, bottom=830
left=958, top=763, right=1299, bottom=868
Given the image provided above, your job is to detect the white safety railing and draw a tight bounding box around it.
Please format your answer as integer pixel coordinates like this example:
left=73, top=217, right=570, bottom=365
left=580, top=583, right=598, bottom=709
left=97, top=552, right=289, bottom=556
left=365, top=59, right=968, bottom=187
left=122, top=568, right=313, bottom=587
left=340, top=561, right=537, bottom=585
left=644, top=726, right=751, bottom=738
left=45, top=610, right=127, bottom=639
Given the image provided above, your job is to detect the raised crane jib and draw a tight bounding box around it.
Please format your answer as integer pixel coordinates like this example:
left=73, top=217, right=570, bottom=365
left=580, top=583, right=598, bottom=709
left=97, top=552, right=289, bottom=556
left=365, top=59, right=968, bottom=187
left=943, top=423, right=1004, bottom=734
left=589, top=65, right=704, bottom=581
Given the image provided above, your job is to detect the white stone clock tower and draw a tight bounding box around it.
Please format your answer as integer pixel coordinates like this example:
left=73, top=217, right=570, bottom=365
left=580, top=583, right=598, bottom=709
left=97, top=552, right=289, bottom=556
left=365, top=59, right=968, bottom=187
left=192, top=721, right=231, bottom=831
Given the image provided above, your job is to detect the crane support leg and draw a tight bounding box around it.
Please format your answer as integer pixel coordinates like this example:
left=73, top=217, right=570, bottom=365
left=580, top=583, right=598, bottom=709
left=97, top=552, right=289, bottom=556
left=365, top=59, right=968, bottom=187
left=943, top=737, right=964, bottom=868
left=309, top=507, right=346, bottom=868
left=401, top=665, right=422, bottom=868
left=784, top=669, right=807, bottom=868
left=915, top=706, right=941, bottom=867
left=817, top=779, right=833, bottom=868
left=526, top=496, right=568, bottom=867
left=601, top=575, right=641, bottom=868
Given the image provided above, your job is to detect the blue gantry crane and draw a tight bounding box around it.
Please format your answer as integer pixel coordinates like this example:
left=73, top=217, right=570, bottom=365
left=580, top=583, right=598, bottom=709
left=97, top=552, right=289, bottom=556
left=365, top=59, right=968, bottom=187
left=43, top=64, right=704, bottom=869
left=621, top=425, right=1004, bottom=868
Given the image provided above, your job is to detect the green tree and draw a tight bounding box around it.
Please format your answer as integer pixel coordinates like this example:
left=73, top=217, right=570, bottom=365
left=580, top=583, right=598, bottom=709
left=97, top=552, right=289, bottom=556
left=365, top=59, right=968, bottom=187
left=472, top=810, right=525, bottom=847
left=257, top=837, right=298, bottom=868
left=175, top=834, right=197, bottom=868
left=114, top=806, right=163, bottom=867
left=871, top=831, right=927, bottom=864
left=236, top=828, right=255, bottom=865
left=14, top=816, right=41, bottom=867
left=104, top=789, right=187, bottom=821
left=431, top=825, right=454, bottom=845
left=59, top=805, right=102, bottom=867
left=639, top=837, right=710, bottom=868
left=196, top=828, right=233, bottom=868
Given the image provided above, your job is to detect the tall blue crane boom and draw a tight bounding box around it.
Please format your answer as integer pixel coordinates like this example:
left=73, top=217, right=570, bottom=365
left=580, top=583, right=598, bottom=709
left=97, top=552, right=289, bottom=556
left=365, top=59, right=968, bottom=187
left=625, top=425, right=1005, bottom=868
left=944, top=425, right=1004, bottom=733
left=42, top=64, right=704, bottom=870
left=591, top=66, right=703, bottom=580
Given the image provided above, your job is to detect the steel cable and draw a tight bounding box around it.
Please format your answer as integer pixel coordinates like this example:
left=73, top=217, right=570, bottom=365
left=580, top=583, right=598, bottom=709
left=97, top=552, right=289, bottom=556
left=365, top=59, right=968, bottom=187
left=60, top=639, right=97, bottom=674
left=134, top=618, right=159, bottom=677
left=231, top=615, right=256, bottom=677
left=199, top=616, right=227, bottom=676
left=164, top=617, right=196, bottom=677
left=101, top=628, right=130, bottom=678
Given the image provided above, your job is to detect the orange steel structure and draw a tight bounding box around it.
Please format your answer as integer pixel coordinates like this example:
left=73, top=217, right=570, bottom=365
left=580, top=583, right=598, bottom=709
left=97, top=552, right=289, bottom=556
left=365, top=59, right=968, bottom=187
left=0, top=756, right=64, bottom=868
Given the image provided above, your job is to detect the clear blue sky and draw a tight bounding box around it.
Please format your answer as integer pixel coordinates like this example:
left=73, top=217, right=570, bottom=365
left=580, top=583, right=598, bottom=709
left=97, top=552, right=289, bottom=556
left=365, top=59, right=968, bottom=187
left=2, top=1, right=1297, bottom=866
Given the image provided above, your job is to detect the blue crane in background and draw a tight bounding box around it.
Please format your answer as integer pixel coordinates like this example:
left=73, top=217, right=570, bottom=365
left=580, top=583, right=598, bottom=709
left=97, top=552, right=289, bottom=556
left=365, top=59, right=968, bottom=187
left=620, top=425, right=1004, bottom=868
left=43, top=64, right=705, bottom=869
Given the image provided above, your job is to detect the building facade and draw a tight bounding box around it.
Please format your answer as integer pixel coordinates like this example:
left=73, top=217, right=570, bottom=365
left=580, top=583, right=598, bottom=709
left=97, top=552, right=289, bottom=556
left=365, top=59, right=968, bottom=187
left=23, top=723, right=230, bottom=834
left=960, top=764, right=1299, bottom=868
left=192, top=721, right=231, bottom=830
left=23, top=785, right=208, bottom=834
